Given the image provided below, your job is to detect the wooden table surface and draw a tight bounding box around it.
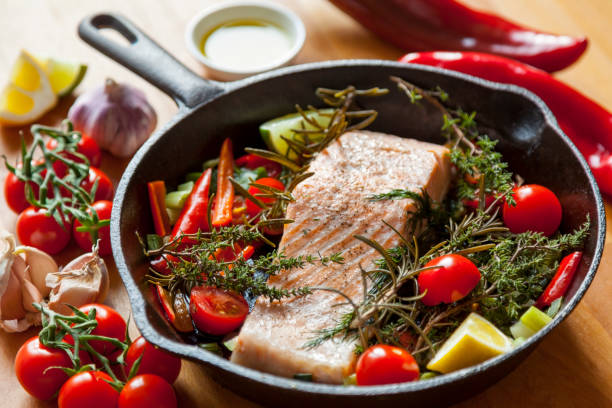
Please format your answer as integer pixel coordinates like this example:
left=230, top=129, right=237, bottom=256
left=1, top=0, right=611, bottom=406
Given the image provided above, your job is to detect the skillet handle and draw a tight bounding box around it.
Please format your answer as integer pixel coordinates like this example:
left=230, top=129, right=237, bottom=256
left=78, top=13, right=224, bottom=108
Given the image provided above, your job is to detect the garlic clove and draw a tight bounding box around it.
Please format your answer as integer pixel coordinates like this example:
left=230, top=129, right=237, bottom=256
left=0, top=265, right=26, bottom=320
left=10, top=256, right=43, bottom=313
left=47, top=251, right=109, bottom=315
left=15, top=245, right=58, bottom=298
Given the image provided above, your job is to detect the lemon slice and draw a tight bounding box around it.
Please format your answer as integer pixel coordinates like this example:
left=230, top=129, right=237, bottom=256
left=0, top=50, right=57, bottom=126
left=37, top=57, right=87, bottom=97
left=427, top=313, right=513, bottom=374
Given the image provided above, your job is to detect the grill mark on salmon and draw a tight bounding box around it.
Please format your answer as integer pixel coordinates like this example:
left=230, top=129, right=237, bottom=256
left=231, top=130, right=451, bottom=383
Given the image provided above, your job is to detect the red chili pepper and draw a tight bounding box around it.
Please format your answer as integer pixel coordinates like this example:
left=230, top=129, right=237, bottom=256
left=212, top=138, right=235, bottom=227
left=235, top=153, right=282, bottom=178
left=171, top=168, right=213, bottom=241
left=329, top=0, right=587, bottom=72
left=535, top=251, right=583, bottom=309
left=399, top=51, right=612, bottom=196
left=147, top=181, right=171, bottom=236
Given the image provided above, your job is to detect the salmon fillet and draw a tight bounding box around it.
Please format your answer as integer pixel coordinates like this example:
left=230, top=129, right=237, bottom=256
left=231, top=130, right=451, bottom=383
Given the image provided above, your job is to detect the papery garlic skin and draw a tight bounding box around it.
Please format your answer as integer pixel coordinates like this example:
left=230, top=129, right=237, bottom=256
left=47, top=251, right=109, bottom=315
left=68, top=78, right=157, bottom=158
left=15, top=246, right=58, bottom=298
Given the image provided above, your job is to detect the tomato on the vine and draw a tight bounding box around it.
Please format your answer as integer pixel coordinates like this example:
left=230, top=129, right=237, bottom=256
left=4, top=159, right=52, bottom=213
left=16, top=207, right=71, bottom=254
left=118, top=374, right=177, bottom=408
left=58, top=371, right=119, bottom=408
left=418, top=254, right=481, bottom=306
left=502, top=184, right=562, bottom=237
left=67, top=304, right=126, bottom=356
left=125, top=336, right=182, bottom=384
left=14, top=337, right=74, bottom=400
left=80, top=167, right=113, bottom=202
left=47, top=134, right=102, bottom=168
left=73, top=200, right=112, bottom=256
left=245, top=177, right=285, bottom=219
left=189, top=286, right=249, bottom=335
left=355, top=345, right=420, bottom=386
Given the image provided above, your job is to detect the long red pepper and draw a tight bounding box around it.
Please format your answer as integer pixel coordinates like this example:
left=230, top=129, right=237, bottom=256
left=171, top=168, right=213, bottom=239
left=212, top=138, right=235, bottom=227
left=147, top=181, right=171, bottom=236
left=330, top=0, right=587, bottom=72
left=535, top=251, right=582, bottom=309
left=399, top=51, right=612, bottom=196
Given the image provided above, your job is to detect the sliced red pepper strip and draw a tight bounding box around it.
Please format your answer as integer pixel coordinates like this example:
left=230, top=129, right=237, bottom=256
left=147, top=181, right=171, bottom=236
left=212, top=138, right=235, bottom=227
left=331, top=0, right=587, bottom=72
left=535, top=251, right=582, bottom=309
left=399, top=51, right=612, bottom=196
left=171, top=168, right=213, bottom=241
left=239, top=244, right=255, bottom=261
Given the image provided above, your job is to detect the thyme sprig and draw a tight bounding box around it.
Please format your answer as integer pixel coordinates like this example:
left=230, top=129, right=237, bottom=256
left=2, top=121, right=108, bottom=243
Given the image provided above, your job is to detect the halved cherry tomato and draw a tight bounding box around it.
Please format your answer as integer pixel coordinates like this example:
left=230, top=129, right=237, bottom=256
left=15, top=337, right=77, bottom=400
left=47, top=134, right=102, bottom=168
left=235, top=154, right=282, bottom=178
left=503, top=184, right=562, bottom=237
left=189, top=286, right=249, bottom=335
left=118, top=374, right=177, bottom=408
left=245, top=177, right=285, bottom=218
left=418, top=254, right=481, bottom=306
left=16, top=207, right=71, bottom=254
left=80, top=167, right=113, bottom=202
left=73, top=200, right=112, bottom=256
left=58, top=371, right=119, bottom=408
left=125, top=336, right=182, bottom=384
left=356, top=345, right=420, bottom=386
left=66, top=304, right=126, bottom=356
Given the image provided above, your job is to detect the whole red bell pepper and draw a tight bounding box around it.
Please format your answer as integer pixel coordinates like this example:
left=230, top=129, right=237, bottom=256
left=399, top=51, right=612, bottom=196
left=330, top=0, right=587, bottom=72
left=535, top=251, right=583, bottom=309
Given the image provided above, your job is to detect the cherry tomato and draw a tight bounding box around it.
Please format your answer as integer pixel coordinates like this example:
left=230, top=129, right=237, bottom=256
left=125, top=336, right=182, bottom=384
left=58, top=371, right=119, bottom=408
left=235, top=154, right=282, bottom=178
left=16, top=207, right=71, bottom=254
left=67, top=304, right=126, bottom=356
left=4, top=160, right=52, bottom=213
left=502, top=184, right=562, bottom=237
left=14, top=337, right=73, bottom=400
left=189, top=286, right=249, bottom=335
left=245, top=177, right=285, bottom=218
left=118, top=374, right=177, bottom=408
left=418, top=254, right=481, bottom=306
left=80, top=167, right=113, bottom=202
left=73, top=200, right=112, bottom=256
left=355, top=345, right=420, bottom=386
left=47, top=134, right=102, bottom=168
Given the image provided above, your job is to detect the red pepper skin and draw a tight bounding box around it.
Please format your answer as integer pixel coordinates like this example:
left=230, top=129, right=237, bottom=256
left=399, top=51, right=612, bottom=196
left=330, top=0, right=587, bottom=72
left=147, top=181, right=171, bottom=236
left=535, top=251, right=583, bottom=309
left=171, top=168, right=212, bottom=240
left=212, top=138, right=235, bottom=227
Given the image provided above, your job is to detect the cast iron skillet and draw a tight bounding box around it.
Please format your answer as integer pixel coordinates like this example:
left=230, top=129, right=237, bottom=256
left=79, top=13, right=604, bottom=408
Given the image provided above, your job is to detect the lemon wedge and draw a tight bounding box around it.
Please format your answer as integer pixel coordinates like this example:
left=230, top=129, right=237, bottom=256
left=36, top=57, right=87, bottom=97
left=0, top=50, right=57, bottom=126
left=426, top=313, right=513, bottom=374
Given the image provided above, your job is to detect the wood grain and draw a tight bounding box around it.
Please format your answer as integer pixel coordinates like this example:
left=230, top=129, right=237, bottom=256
left=0, top=1, right=611, bottom=407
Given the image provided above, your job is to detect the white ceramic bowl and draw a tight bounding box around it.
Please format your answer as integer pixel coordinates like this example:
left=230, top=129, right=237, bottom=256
left=185, top=1, right=306, bottom=81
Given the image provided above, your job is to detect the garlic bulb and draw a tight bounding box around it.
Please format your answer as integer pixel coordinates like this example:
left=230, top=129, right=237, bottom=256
left=68, top=78, right=157, bottom=158
left=46, top=250, right=109, bottom=315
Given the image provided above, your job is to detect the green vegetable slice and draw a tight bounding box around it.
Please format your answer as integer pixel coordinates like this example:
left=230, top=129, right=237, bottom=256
left=165, top=190, right=191, bottom=210
left=177, top=181, right=195, bottom=192
left=259, top=108, right=334, bottom=160
left=185, top=172, right=202, bottom=182
left=520, top=306, right=552, bottom=332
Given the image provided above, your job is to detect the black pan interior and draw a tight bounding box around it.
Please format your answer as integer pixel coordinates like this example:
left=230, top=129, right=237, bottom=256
left=112, top=61, right=603, bottom=407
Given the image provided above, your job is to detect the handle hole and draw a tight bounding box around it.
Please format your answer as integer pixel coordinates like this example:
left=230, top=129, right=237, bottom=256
left=98, top=27, right=134, bottom=47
